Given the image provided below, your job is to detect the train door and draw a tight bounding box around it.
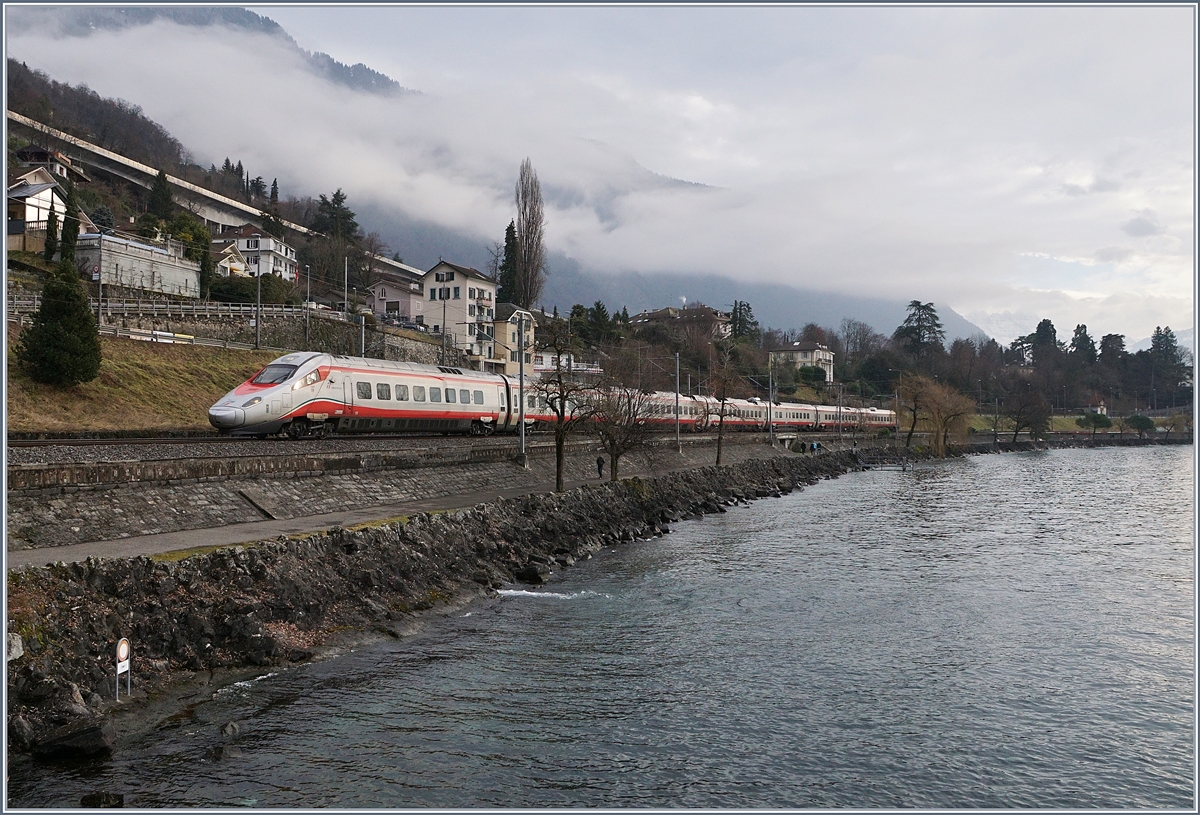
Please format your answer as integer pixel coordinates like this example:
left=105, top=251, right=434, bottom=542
left=499, top=381, right=512, bottom=431
left=344, top=379, right=355, bottom=416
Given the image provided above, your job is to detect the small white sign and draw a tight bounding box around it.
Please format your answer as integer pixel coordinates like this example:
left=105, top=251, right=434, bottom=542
left=115, top=638, right=131, bottom=700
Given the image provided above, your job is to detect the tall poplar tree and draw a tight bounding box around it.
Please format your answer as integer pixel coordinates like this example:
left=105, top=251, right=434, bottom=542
left=42, top=200, right=58, bottom=261
left=148, top=169, right=174, bottom=221
left=58, top=183, right=80, bottom=264
left=514, top=158, right=547, bottom=309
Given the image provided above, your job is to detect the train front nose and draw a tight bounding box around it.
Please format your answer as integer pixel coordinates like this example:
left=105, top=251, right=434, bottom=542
left=208, top=406, right=246, bottom=430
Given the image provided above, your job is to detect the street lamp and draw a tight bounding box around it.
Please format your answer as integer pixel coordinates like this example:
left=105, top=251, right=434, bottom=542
left=254, top=269, right=261, bottom=350
left=304, top=264, right=310, bottom=349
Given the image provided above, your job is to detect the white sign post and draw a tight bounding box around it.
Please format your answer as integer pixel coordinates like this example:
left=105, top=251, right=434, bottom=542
left=115, top=637, right=131, bottom=700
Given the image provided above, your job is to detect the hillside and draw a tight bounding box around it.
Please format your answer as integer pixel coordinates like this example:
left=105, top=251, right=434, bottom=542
left=6, top=328, right=276, bottom=434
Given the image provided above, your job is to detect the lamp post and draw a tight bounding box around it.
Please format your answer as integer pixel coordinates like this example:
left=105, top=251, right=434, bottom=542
left=343, top=256, right=348, bottom=320
left=675, top=351, right=681, bottom=452
left=767, top=355, right=774, bottom=447
left=304, top=264, right=310, bottom=349
left=254, top=270, right=261, bottom=350
left=518, top=313, right=526, bottom=463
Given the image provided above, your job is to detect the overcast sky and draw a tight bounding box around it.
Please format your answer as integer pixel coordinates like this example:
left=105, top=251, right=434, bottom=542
left=6, top=4, right=1195, bottom=343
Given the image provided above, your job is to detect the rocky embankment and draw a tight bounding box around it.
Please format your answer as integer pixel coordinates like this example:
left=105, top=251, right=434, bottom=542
left=6, top=451, right=857, bottom=758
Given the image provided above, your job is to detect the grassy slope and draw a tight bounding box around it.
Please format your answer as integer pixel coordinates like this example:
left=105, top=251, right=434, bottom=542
left=6, top=329, right=278, bottom=433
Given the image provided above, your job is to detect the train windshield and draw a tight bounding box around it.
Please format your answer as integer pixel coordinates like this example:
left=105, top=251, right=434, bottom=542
left=251, top=364, right=298, bottom=385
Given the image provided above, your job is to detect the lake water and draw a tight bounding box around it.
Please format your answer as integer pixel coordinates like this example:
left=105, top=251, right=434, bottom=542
left=7, top=445, right=1194, bottom=808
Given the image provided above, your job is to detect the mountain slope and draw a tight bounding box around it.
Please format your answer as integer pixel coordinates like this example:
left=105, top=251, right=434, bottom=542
left=5, top=6, right=414, bottom=97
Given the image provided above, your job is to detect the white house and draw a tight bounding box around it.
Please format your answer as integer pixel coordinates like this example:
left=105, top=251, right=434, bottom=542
left=216, top=223, right=298, bottom=282
left=365, top=257, right=425, bottom=323
left=769, top=341, right=836, bottom=383
left=422, top=260, right=498, bottom=364
left=211, top=241, right=252, bottom=278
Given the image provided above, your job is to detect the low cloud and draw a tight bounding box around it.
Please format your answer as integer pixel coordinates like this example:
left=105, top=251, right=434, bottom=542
left=5, top=6, right=1192, bottom=342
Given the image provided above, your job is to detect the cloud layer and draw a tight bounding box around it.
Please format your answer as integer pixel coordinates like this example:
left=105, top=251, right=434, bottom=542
left=6, top=5, right=1193, bottom=342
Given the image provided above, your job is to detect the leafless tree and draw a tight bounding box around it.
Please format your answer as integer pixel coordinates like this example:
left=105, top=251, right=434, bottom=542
left=591, top=343, right=655, bottom=480
left=837, top=318, right=886, bottom=365
left=515, top=157, right=547, bottom=309
left=532, top=317, right=597, bottom=491
left=709, top=341, right=750, bottom=466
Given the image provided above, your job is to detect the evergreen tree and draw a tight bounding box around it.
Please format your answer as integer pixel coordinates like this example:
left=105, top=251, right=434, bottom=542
left=59, top=183, right=80, bottom=264
left=90, top=204, right=115, bottom=232
left=16, top=260, right=102, bottom=387
left=260, top=177, right=284, bottom=239
left=148, top=169, right=174, bottom=220
left=42, top=200, right=58, bottom=261
left=312, top=188, right=359, bottom=241
left=1069, top=324, right=1097, bottom=365
left=893, top=300, right=945, bottom=360
left=729, top=300, right=760, bottom=342
left=497, top=220, right=519, bottom=302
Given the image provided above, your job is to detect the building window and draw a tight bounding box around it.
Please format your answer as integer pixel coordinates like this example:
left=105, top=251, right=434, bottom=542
left=246, top=239, right=259, bottom=249
left=468, top=304, right=475, bottom=316
left=469, top=287, right=476, bottom=299
left=510, top=350, right=517, bottom=362
left=429, top=289, right=436, bottom=301
left=453, top=286, right=460, bottom=299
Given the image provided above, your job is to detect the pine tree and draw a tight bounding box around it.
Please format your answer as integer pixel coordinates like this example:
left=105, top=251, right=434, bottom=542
left=16, top=260, right=102, bottom=387
left=497, top=220, right=519, bottom=303
left=42, top=200, right=58, bottom=261
left=148, top=169, right=174, bottom=221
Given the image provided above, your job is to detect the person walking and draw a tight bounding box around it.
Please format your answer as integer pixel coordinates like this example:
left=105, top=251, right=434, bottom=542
left=596, top=455, right=606, bottom=479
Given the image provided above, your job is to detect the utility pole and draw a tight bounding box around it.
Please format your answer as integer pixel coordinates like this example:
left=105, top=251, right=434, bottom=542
left=255, top=270, right=261, bottom=350
left=343, top=257, right=349, bottom=320
left=518, top=313, right=526, bottom=464
left=96, top=230, right=103, bottom=327
left=360, top=314, right=365, bottom=357
left=305, top=264, right=310, bottom=349
left=767, top=356, right=774, bottom=447
left=675, top=351, right=681, bottom=452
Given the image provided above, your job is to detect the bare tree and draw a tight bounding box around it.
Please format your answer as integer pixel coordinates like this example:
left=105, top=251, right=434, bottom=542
left=896, top=372, right=929, bottom=447
left=515, top=158, right=547, bottom=309
left=532, top=317, right=597, bottom=491
left=925, top=381, right=975, bottom=456
left=709, top=341, right=749, bottom=466
left=838, top=318, right=886, bottom=365
left=591, top=343, right=655, bottom=480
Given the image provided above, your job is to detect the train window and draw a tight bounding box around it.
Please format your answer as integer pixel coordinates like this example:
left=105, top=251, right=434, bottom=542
left=445, top=388, right=456, bottom=403
left=377, top=383, right=391, bottom=400
left=413, top=386, right=426, bottom=402
left=473, top=390, right=484, bottom=404
left=461, top=389, right=471, bottom=404
left=295, top=369, right=321, bottom=389
left=429, top=387, right=442, bottom=402
left=356, top=382, right=372, bottom=399
left=251, top=364, right=297, bottom=385
left=396, top=384, right=409, bottom=401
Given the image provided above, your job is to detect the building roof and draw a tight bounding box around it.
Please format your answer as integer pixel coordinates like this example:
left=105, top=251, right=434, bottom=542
left=219, top=223, right=291, bottom=245
left=15, top=145, right=91, bottom=183
left=631, top=304, right=731, bottom=323
left=494, top=302, right=536, bottom=323
left=770, top=341, right=831, bottom=353
left=6, top=181, right=60, bottom=200
left=428, top=259, right=495, bottom=283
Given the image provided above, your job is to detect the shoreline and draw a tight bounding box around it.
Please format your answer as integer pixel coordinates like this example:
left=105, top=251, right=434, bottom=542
left=6, top=449, right=859, bottom=764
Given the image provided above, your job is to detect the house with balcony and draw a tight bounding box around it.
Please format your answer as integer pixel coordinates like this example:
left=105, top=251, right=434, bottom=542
left=422, top=260, right=498, bottom=365
left=14, top=145, right=91, bottom=186
left=7, top=167, right=64, bottom=253
left=365, top=257, right=425, bottom=323
left=214, top=223, right=298, bottom=282
left=211, top=241, right=251, bottom=278
left=477, top=303, right=537, bottom=376
left=769, top=341, right=835, bottom=383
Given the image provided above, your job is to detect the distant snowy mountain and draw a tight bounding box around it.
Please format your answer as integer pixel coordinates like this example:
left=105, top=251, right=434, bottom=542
left=1129, top=327, right=1194, bottom=354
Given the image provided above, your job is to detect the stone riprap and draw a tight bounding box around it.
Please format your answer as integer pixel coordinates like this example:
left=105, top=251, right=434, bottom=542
left=7, top=438, right=774, bottom=549
left=5, top=451, right=858, bottom=757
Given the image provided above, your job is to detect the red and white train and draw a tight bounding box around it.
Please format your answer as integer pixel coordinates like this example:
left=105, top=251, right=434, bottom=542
left=209, top=353, right=897, bottom=438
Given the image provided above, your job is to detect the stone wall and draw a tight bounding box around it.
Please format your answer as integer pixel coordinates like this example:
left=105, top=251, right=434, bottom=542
left=6, top=437, right=774, bottom=549
left=100, top=312, right=465, bottom=366
left=5, top=451, right=858, bottom=756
